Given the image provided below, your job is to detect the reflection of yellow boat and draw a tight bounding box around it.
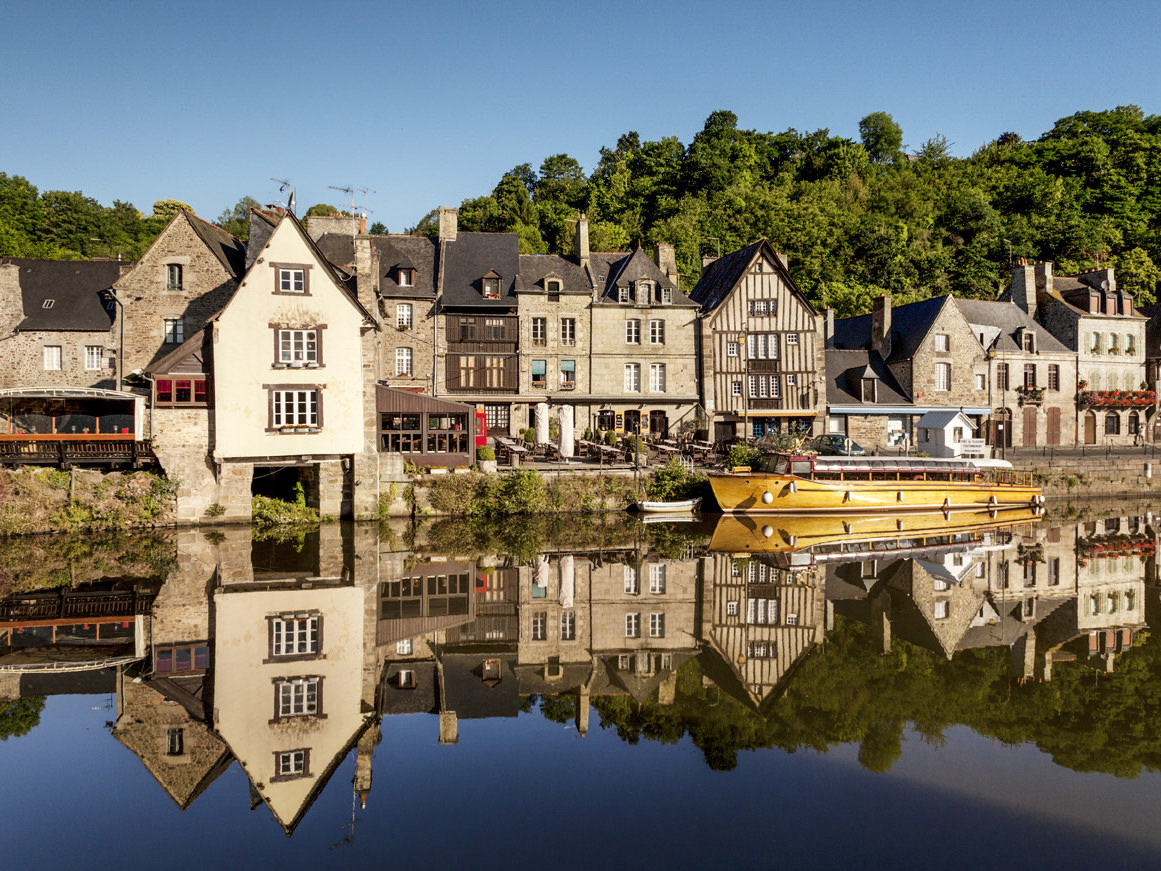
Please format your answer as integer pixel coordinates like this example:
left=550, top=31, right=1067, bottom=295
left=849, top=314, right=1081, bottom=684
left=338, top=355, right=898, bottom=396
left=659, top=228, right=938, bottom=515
left=709, top=507, right=1043, bottom=559
left=709, top=453, right=1042, bottom=514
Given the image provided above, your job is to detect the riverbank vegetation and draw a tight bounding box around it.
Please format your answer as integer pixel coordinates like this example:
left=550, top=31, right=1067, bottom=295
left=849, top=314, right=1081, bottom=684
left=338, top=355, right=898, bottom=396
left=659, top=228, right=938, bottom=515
left=0, top=468, right=175, bottom=536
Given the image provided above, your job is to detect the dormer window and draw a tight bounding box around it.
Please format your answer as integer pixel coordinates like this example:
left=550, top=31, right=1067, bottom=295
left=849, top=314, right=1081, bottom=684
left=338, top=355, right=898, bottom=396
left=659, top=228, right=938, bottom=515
left=1021, top=330, right=1035, bottom=353
left=546, top=279, right=561, bottom=300
left=41, top=299, right=54, bottom=309
left=618, top=285, right=630, bottom=304
left=662, top=288, right=672, bottom=304
left=636, top=282, right=652, bottom=304
left=397, top=268, right=415, bottom=287
left=861, top=378, right=877, bottom=402
left=482, top=271, right=501, bottom=299
left=1089, top=292, right=1101, bottom=313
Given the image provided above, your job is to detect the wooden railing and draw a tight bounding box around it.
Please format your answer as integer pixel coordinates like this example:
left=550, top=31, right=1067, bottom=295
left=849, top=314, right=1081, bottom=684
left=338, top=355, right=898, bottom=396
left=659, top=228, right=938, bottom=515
left=0, top=437, right=157, bottom=467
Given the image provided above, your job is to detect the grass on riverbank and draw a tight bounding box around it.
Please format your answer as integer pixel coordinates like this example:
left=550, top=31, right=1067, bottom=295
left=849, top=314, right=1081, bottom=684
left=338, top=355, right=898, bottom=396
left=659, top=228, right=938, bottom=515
left=0, top=468, right=176, bottom=536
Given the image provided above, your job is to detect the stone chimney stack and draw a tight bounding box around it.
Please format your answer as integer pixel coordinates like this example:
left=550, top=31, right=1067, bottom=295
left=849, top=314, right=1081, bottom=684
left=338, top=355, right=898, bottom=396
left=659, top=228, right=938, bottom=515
left=576, top=212, right=590, bottom=269
left=1080, top=266, right=1116, bottom=293
left=824, top=308, right=835, bottom=349
left=1034, top=261, right=1053, bottom=296
left=354, top=236, right=377, bottom=319
left=439, top=710, right=459, bottom=745
left=1010, top=263, right=1037, bottom=318
left=872, top=295, right=892, bottom=359
left=701, top=255, right=718, bottom=274
left=774, top=251, right=789, bottom=271
left=0, top=260, right=24, bottom=336
left=438, top=206, right=458, bottom=243
left=655, top=242, right=677, bottom=284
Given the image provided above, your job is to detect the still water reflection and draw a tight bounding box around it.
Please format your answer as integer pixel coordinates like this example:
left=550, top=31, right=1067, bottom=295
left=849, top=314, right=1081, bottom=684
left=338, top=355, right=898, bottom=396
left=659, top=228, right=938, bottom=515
left=3, top=508, right=1161, bottom=867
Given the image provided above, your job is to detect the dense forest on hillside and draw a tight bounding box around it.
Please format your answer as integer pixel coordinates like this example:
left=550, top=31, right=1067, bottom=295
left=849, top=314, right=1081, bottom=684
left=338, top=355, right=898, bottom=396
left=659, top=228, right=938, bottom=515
left=5, top=105, right=1161, bottom=313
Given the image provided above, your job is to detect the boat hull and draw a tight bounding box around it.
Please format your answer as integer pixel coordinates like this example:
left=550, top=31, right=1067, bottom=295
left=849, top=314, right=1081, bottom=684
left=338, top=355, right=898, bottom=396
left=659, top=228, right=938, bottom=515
left=708, top=472, right=1041, bottom=514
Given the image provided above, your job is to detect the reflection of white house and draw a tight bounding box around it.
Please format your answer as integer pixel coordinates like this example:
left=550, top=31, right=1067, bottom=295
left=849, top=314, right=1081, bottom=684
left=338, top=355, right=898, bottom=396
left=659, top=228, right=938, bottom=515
left=915, top=410, right=976, bottom=458
left=212, top=580, right=372, bottom=833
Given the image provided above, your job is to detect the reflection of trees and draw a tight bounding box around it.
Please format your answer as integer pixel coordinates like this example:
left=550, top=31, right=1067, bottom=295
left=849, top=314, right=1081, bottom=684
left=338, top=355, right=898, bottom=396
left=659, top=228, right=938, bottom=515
left=0, top=697, right=45, bottom=741
left=581, top=617, right=1161, bottom=777
left=417, top=513, right=640, bottom=563
left=0, top=532, right=176, bottom=593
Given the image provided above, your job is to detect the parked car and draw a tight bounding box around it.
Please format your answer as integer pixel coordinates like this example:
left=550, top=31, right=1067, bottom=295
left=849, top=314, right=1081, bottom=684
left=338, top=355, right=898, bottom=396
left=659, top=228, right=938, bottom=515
left=812, top=434, right=866, bottom=456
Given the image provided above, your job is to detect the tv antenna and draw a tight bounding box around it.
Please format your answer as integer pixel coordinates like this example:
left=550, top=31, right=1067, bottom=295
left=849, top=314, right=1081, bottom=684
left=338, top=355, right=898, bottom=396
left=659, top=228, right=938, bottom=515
left=328, top=184, right=376, bottom=217
left=270, top=178, right=296, bottom=212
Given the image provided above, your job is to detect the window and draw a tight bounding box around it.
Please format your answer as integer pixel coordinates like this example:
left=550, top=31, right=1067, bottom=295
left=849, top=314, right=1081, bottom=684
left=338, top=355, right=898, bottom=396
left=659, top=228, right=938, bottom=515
left=997, top=363, right=1009, bottom=390
left=458, top=317, right=477, bottom=341
left=635, top=281, right=652, bottom=304
left=1090, top=333, right=1102, bottom=354
left=167, top=728, right=184, bottom=756
left=648, top=564, right=666, bottom=594
left=85, top=345, right=103, bottom=370
left=155, top=377, right=207, bottom=407
left=786, top=333, right=799, bottom=346
left=483, top=318, right=507, bottom=341
left=1109, top=333, right=1119, bottom=354
left=1022, top=331, right=1035, bottom=353
left=748, top=300, right=768, bottom=316
left=746, top=597, right=778, bottom=625
left=1126, top=334, right=1136, bottom=355
left=484, top=403, right=509, bottom=431
left=624, top=565, right=638, bottom=595
left=531, top=611, right=547, bottom=641
left=787, top=373, right=797, bottom=386
left=649, top=319, right=665, bottom=345
left=1105, top=412, right=1120, bottom=435
left=1047, top=558, right=1060, bottom=587
left=276, top=750, right=309, bottom=779
left=975, top=373, right=986, bottom=390
left=731, top=380, right=743, bottom=397
left=1048, top=365, right=1059, bottom=391
left=624, top=363, right=641, bottom=393
left=397, top=268, right=415, bottom=287
left=531, top=317, right=547, bottom=346
left=396, top=303, right=412, bottom=328
left=727, top=341, right=739, bottom=357
left=482, top=275, right=501, bottom=298
left=166, top=264, right=183, bottom=292
left=934, top=601, right=950, bottom=620
left=163, top=317, right=184, bottom=344
left=625, top=613, right=641, bottom=638
left=560, top=359, right=575, bottom=387
left=934, top=362, right=951, bottom=391
left=561, top=610, right=576, bottom=641
left=154, top=643, right=209, bottom=674
left=935, top=333, right=950, bottom=352
left=395, top=347, right=413, bottom=376
left=43, top=345, right=61, bottom=370
left=1024, top=364, right=1036, bottom=388
left=270, top=615, right=320, bottom=658
left=726, top=601, right=739, bottom=617
left=662, top=288, right=672, bottom=305
left=747, top=334, right=779, bottom=359
left=271, top=389, right=320, bottom=428
left=531, top=359, right=547, bottom=388
left=396, top=639, right=413, bottom=655
left=275, top=677, right=320, bottom=718
left=626, top=319, right=641, bottom=344
left=618, top=286, right=630, bottom=303
left=278, top=329, right=318, bottom=365
left=277, top=266, right=307, bottom=294
left=649, top=363, right=666, bottom=393
left=561, top=318, right=576, bottom=346
left=747, top=641, right=776, bottom=659
left=649, top=613, right=665, bottom=638
left=748, top=374, right=780, bottom=399
left=546, top=279, right=561, bottom=298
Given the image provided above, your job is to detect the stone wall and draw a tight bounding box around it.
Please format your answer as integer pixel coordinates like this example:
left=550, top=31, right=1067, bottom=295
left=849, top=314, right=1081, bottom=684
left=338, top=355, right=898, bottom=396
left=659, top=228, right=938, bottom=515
left=0, top=328, right=116, bottom=389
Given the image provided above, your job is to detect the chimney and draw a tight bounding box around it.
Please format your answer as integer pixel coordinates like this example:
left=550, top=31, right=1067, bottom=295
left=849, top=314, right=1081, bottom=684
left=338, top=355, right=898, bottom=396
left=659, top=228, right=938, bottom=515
left=701, top=255, right=718, bottom=274
left=1010, top=263, right=1037, bottom=318
left=359, top=214, right=367, bottom=234
left=354, top=236, right=377, bottom=317
left=824, top=307, right=835, bottom=349
left=872, top=295, right=892, bottom=359
left=655, top=242, right=677, bottom=283
left=774, top=251, right=789, bottom=271
left=1034, top=261, right=1053, bottom=296
left=576, top=212, right=590, bottom=268
left=1080, top=266, right=1116, bottom=294
left=438, top=206, right=458, bottom=243
left=439, top=710, right=459, bottom=745
left=0, top=261, right=24, bottom=336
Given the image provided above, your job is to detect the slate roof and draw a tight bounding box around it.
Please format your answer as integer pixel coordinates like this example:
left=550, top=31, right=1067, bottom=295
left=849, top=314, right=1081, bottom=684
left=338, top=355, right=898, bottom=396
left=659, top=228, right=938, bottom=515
left=688, top=240, right=765, bottom=311
left=915, top=410, right=974, bottom=430
left=314, top=232, right=355, bottom=270
left=441, top=652, right=519, bottom=719
left=825, top=349, right=912, bottom=406
left=832, top=295, right=950, bottom=362
left=144, top=326, right=210, bottom=376
left=184, top=211, right=245, bottom=279
left=440, top=232, right=519, bottom=308
left=954, top=298, right=1071, bottom=354
left=375, top=235, right=438, bottom=299
left=516, top=254, right=590, bottom=294
left=380, top=661, right=438, bottom=715
left=4, top=257, right=124, bottom=332
left=590, top=247, right=695, bottom=306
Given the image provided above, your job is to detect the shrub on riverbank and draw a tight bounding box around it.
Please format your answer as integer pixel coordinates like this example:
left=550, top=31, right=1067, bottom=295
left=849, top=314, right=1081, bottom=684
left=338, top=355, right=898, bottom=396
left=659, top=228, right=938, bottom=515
left=423, top=469, right=636, bottom=517
left=0, top=468, right=177, bottom=536
left=645, top=460, right=710, bottom=502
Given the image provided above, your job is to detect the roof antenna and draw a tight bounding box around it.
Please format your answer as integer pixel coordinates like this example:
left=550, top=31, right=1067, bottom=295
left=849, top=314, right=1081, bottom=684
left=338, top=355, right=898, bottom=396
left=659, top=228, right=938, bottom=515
left=270, top=178, right=295, bottom=213
left=328, top=185, right=377, bottom=221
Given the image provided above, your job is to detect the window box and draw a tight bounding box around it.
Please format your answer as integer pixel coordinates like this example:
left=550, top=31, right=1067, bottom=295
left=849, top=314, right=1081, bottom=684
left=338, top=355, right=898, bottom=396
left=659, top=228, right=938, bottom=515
left=559, top=382, right=575, bottom=390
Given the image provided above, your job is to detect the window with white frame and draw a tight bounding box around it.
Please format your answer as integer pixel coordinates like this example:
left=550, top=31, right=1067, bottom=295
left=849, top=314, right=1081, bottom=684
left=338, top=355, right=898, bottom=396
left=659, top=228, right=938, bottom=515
left=560, top=359, right=575, bottom=386
left=270, top=614, right=320, bottom=657
left=649, top=363, right=666, bottom=393
left=396, top=638, right=413, bottom=655
left=626, top=319, right=641, bottom=344
left=561, top=610, right=576, bottom=641
left=648, top=564, right=666, bottom=594
left=531, top=611, right=547, bottom=641
left=662, top=288, right=672, bottom=304
left=397, top=268, right=415, bottom=287
left=935, top=334, right=950, bottom=352
left=277, top=266, right=306, bottom=294
left=618, top=286, right=630, bottom=303
left=731, top=380, right=743, bottom=397
left=727, top=341, right=739, bottom=357
left=532, top=317, right=547, bottom=346
left=786, top=333, right=799, bottom=346
left=748, top=300, right=768, bottom=316
left=649, top=319, right=665, bottom=344
left=85, top=345, right=103, bottom=370
left=726, top=601, right=739, bottom=616
left=163, top=317, right=183, bottom=344
left=43, top=345, right=62, bottom=370
left=748, top=374, right=781, bottom=398
left=396, top=303, right=412, bottom=328
left=561, top=318, right=576, bottom=346
left=166, top=264, right=183, bottom=292
left=747, top=333, right=779, bottom=359
left=395, top=347, right=413, bottom=376
left=275, top=677, right=320, bottom=718
left=649, top=613, right=665, bottom=638
left=625, top=613, right=641, bottom=638
left=746, top=597, right=779, bottom=625
left=934, top=601, right=950, bottom=620
left=482, top=276, right=501, bottom=299
left=271, top=389, right=319, bottom=428
left=975, top=373, right=986, bottom=390
left=624, top=363, right=641, bottom=392
left=624, top=565, right=638, bottom=595
left=277, top=749, right=309, bottom=778
left=934, top=362, right=951, bottom=391
left=786, top=373, right=797, bottom=387
left=279, top=329, right=318, bottom=364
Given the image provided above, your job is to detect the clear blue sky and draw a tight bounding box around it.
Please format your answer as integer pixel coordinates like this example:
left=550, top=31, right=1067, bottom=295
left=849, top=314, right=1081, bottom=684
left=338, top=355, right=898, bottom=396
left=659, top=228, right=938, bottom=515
left=4, top=0, right=1159, bottom=233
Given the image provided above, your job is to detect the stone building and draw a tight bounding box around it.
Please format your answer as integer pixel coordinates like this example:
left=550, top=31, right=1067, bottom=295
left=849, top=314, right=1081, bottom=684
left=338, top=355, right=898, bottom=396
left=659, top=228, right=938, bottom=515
left=831, top=295, right=990, bottom=450
left=955, top=297, right=1078, bottom=449
left=588, top=241, right=700, bottom=438
left=823, top=346, right=914, bottom=448
left=1005, top=262, right=1148, bottom=445
left=691, top=239, right=825, bottom=441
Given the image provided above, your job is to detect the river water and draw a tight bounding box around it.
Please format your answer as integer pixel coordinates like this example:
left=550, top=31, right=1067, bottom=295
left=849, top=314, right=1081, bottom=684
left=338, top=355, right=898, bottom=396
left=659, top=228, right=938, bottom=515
left=2, top=506, right=1161, bottom=869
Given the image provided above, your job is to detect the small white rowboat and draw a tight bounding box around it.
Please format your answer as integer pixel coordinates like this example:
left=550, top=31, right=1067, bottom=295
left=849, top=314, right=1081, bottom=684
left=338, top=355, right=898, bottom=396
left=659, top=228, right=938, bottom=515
left=634, top=497, right=703, bottom=513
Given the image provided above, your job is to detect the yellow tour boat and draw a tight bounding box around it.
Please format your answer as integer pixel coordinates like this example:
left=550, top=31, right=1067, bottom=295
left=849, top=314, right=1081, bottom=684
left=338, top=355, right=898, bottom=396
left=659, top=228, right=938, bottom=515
left=708, top=452, right=1042, bottom=515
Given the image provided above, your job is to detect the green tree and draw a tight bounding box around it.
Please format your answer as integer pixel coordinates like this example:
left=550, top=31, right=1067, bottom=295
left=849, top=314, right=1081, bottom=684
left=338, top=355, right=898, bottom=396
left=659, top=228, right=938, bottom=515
left=0, top=696, right=45, bottom=741
left=216, top=195, right=261, bottom=240
left=859, top=111, right=904, bottom=164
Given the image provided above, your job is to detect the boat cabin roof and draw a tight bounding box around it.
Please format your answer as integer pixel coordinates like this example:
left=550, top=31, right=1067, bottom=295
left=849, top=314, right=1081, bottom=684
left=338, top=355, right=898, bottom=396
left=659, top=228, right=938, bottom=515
left=762, top=453, right=1012, bottom=475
